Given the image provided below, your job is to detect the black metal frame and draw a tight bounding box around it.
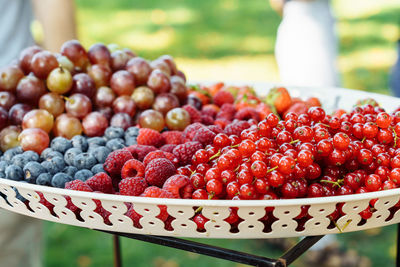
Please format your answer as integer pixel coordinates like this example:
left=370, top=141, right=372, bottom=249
left=99, top=223, right=400, bottom=267
left=98, top=224, right=400, bottom=267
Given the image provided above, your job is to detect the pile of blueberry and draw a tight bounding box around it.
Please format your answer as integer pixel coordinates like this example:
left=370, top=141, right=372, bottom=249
left=0, top=126, right=139, bottom=188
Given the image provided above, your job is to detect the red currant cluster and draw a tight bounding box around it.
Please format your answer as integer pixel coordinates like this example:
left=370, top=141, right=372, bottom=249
left=178, top=104, right=400, bottom=223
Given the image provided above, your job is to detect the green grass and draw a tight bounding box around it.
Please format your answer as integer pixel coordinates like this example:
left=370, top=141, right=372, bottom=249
left=42, top=0, right=400, bottom=266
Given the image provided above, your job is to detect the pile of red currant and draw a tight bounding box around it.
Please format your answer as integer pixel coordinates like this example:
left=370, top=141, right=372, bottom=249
left=180, top=104, right=400, bottom=221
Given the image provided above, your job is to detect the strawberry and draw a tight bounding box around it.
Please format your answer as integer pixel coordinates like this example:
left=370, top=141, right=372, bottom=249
left=265, top=87, right=292, bottom=115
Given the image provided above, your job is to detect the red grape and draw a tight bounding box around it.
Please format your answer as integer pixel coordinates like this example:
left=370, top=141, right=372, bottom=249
left=53, top=113, right=83, bottom=139
left=39, top=93, right=65, bottom=117
left=19, top=128, right=49, bottom=154
left=110, top=112, right=133, bottom=130
left=0, top=125, right=21, bottom=152
left=112, top=95, right=136, bottom=116
left=70, top=73, right=96, bottom=98
left=0, top=66, right=24, bottom=92
left=18, top=45, right=42, bottom=74
left=110, top=70, right=135, bottom=96
left=22, top=109, right=54, bottom=133
left=30, top=51, right=58, bottom=79
left=8, top=104, right=32, bottom=125
left=46, top=67, right=73, bottom=94
left=88, top=43, right=111, bottom=66
left=60, top=40, right=89, bottom=71
left=16, top=74, right=46, bottom=105
left=65, top=93, right=92, bottom=119
left=0, top=92, right=16, bottom=110
left=126, top=57, right=151, bottom=85
left=147, top=69, right=170, bottom=94
left=94, top=86, right=116, bottom=108
left=82, top=112, right=109, bottom=137
left=87, top=64, right=112, bottom=88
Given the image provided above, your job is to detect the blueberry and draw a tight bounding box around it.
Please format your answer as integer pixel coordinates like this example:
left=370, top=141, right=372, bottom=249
left=64, top=148, right=82, bottom=166
left=5, top=165, right=23, bottom=181
left=71, top=135, right=88, bottom=152
left=13, top=185, right=27, bottom=202
left=22, top=151, right=39, bottom=162
left=90, top=146, right=111, bottom=163
left=51, top=137, right=72, bottom=154
left=36, top=173, right=52, bottom=186
left=125, top=127, right=139, bottom=139
left=73, top=153, right=97, bottom=170
left=0, top=161, right=9, bottom=173
left=44, top=151, right=64, bottom=161
left=91, top=164, right=104, bottom=174
left=23, top=162, right=45, bottom=183
left=49, top=156, right=65, bottom=171
left=105, top=127, right=125, bottom=140
left=75, top=169, right=93, bottom=181
left=3, top=147, right=23, bottom=162
left=41, top=157, right=65, bottom=174
left=51, top=173, right=72, bottom=188
left=106, top=138, right=125, bottom=150
left=63, top=166, right=78, bottom=177
left=125, top=137, right=137, bottom=146
left=87, top=137, right=106, bottom=147
left=41, top=161, right=57, bottom=175
left=40, top=148, right=54, bottom=160
left=12, top=154, right=29, bottom=169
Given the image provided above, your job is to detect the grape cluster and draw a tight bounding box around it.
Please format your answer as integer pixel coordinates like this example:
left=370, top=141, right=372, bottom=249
left=0, top=40, right=189, bottom=154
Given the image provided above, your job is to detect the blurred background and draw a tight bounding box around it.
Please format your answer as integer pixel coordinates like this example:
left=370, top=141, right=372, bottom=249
left=28, top=0, right=400, bottom=266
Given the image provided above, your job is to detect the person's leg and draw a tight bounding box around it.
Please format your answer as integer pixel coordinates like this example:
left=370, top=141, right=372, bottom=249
left=275, top=0, right=340, bottom=87
left=0, top=210, right=42, bottom=267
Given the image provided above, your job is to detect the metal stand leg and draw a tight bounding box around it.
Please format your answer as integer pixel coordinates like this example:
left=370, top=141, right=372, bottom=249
left=113, top=235, right=122, bottom=267
left=397, top=224, right=400, bottom=267
left=279, top=235, right=324, bottom=266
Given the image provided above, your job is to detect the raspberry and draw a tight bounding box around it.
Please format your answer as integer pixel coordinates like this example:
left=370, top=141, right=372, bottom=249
left=64, top=180, right=93, bottom=213
left=137, top=128, right=165, bottom=147
left=143, top=151, right=166, bottom=166
left=145, top=158, right=176, bottom=187
left=159, top=144, right=177, bottom=153
left=162, top=131, right=184, bottom=145
left=121, top=159, right=145, bottom=179
left=143, top=150, right=179, bottom=167
left=183, top=123, right=205, bottom=140
left=183, top=104, right=202, bottom=123
left=201, top=114, right=214, bottom=125
left=224, top=120, right=251, bottom=136
left=126, top=144, right=157, bottom=161
left=126, top=204, right=169, bottom=228
left=36, top=191, right=54, bottom=213
left=65, top=179, right=93, bottom=192
left=193, top=127, right=216, bottom=146
left=162, top=174, right=193, bottom=198
left=119, top=177, right=148, bottom=196
left=214, top=119, right=231, bottom=129
left=126, top=205, right=143, bottom=228
left=208, top=125, right=224, bottom=135
left=216, top=104, right=236, bottom=121
left=86, top=172, right=113, bottom=193
left=173, top=141, right=203, bottom=165
left=213, top=90, right=234, bottom=107
left=103, top=149, right=133, bottom=177
left=235, top=107, right=260, bottom=121
left=93, top=198, right=111, bottom=225
left=163, top=152, right=179, bottom=167
left=201, top=105, right=218, bottom=118
left=141, top=186, right=174, bottom=198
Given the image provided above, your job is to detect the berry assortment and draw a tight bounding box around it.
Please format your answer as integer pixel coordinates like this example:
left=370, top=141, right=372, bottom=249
left=2, top=40, right=400, bottom=233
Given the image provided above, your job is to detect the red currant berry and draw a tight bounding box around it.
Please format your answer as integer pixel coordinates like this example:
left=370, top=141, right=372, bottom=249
left=278, top=156, right=296, bottom=175
left=376, top=112, right=391, bottom=128
left=333, top=132, right=350, bottom=150
left=251, top=160, right=268, bottom=178
left=206, top=179, right=223, bottom=196
left=365, top=174, right=381, bottom=191
left=239, top=183, right=257, bottom=199
left=192, top=189, right=208, bottom=199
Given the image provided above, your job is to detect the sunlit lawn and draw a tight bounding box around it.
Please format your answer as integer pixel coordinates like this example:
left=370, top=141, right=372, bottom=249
left=43, top=0, right=400, bottom=266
